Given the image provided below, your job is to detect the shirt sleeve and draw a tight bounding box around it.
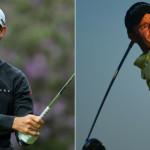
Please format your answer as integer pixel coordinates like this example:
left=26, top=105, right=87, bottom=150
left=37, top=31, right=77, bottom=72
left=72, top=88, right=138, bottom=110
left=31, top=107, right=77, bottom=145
left=0, top=114, right=15, bottom=131
left=13, top=71, right=33, bottom=116
left=134, top=51, right=150, bottom=90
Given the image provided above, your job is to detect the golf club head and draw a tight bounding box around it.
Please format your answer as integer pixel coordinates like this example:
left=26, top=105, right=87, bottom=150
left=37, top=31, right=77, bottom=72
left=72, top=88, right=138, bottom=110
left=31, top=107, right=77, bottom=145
left=82, top=138, right=106, bottom=150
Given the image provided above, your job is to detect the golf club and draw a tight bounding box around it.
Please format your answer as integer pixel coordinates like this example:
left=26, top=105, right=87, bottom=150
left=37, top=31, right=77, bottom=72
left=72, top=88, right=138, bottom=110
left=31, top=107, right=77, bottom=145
left=82, top=41, right=134, bottom=150
left=83, top=138, right=106, bottom=150
left=18, top=73, right=75, bottom=145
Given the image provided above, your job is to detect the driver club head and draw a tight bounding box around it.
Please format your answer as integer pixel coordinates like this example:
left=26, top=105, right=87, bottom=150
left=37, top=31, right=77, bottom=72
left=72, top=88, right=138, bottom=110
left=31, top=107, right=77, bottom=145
left=82, top=138, right=106, bottom=150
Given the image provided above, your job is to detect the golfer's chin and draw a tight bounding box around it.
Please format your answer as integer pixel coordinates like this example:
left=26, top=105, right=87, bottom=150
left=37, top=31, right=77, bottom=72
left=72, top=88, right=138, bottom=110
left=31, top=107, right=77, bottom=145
left=143, top=47, right=150, bottom=53
left=145, top=42, right=150, bottom=51
left=140, top=40, right=150, bottom=53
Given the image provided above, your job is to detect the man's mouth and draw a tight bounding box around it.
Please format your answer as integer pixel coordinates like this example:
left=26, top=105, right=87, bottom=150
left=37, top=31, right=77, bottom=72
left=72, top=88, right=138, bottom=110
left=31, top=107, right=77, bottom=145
left=146, top=36, right=150, bottom=43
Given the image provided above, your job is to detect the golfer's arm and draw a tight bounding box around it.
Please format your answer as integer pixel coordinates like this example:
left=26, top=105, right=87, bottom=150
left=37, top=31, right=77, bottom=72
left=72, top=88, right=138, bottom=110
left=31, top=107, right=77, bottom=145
left=13, top=72, right=33, bottom=116
left=12, top=72, right=34, bottom=144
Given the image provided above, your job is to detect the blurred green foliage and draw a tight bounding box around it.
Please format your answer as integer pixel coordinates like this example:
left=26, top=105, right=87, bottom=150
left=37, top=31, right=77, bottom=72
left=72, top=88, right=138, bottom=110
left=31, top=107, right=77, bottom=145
left=0, top=0, right=74, bottom=150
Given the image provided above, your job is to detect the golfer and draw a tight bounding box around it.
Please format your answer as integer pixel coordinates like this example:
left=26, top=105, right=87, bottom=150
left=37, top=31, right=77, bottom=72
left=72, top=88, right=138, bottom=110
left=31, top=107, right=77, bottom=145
left=0, top=9, right=44, bottom=150
left=125, top=2, right=150, bottom=89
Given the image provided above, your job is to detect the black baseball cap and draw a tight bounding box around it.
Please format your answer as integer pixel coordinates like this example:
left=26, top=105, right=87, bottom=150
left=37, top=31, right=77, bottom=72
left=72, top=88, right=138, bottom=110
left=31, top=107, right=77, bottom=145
left=125, top=2, right=150, bottom=33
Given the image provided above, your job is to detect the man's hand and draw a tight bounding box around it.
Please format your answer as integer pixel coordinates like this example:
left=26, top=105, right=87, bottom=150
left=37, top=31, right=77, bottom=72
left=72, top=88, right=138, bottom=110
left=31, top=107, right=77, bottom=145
left=12, top=114, right=44, bottom=136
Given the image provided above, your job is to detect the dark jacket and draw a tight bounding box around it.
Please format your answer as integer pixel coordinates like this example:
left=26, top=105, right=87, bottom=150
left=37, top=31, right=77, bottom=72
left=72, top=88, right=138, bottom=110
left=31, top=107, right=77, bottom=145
left=0, top=59, right=33, bottom=150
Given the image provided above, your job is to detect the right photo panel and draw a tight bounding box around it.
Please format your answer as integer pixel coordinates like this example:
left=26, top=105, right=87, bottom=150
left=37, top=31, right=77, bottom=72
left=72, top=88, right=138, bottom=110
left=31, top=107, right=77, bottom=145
left=76, top=0, right=150, bottom=150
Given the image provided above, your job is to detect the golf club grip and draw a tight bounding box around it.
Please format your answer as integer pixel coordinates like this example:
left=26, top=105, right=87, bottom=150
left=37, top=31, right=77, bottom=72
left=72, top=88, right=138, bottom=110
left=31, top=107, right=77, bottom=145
left=39, top=91, right=61, bottom=119
left=40, top=106, right=51, bottom=119
left=86, top=41, right=134, bottom=141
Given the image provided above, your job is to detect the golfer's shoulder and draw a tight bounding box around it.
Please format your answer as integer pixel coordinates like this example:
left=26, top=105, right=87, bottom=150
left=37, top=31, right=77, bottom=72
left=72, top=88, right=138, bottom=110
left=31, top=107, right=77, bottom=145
left=0, top=59, right=25, bottom=78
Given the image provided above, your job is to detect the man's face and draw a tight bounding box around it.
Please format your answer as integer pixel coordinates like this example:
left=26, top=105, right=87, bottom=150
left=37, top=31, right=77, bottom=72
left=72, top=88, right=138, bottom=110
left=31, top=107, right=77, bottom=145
left=132, top=13, right=150, bottom=53
left=0, top=25, right=6, bottom=39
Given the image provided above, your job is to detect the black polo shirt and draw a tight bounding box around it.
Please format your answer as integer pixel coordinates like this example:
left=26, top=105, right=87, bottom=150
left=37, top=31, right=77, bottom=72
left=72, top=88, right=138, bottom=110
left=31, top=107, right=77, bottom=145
left=0, top=59, right=33, bottom=150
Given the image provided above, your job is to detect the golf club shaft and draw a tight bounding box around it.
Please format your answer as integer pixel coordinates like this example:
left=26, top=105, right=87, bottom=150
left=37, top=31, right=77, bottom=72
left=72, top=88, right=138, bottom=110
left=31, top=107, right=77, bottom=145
left=18, top=73, right=75, bottom=145
left=86, top=41, right=134, bottom=141
left=40, top=73, right=75, bottom=119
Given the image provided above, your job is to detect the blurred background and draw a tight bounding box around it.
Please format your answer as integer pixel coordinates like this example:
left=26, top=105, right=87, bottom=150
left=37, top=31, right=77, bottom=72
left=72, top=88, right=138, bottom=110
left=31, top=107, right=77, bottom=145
left=0, top=0, right=74, bottom=150
left=76, top=0, right=150, bottom=150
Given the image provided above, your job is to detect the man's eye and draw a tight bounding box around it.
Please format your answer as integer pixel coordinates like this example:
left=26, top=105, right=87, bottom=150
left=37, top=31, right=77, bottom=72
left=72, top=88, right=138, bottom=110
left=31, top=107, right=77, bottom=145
left=142, top=25, right=147, bottom=29
left=140, top=25, right=148, bottom=31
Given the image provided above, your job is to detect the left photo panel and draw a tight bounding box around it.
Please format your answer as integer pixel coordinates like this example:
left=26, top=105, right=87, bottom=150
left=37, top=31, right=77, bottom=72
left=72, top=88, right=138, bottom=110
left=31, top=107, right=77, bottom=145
left=0, top=1, right=75, bottom=150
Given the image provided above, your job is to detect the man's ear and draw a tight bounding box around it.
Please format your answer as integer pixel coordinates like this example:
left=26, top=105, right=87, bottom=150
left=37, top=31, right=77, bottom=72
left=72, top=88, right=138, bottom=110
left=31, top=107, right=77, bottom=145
left=128, top=33, right=138, bottom=43
left=0, top=26, right=6, bottom=39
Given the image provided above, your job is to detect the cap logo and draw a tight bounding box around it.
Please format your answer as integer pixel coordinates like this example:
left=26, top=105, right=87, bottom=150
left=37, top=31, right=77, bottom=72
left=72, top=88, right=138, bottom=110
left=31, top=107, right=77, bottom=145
left=130, top=3, right=150, bottom=15
left=1, top=19, right=5, bottom=25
